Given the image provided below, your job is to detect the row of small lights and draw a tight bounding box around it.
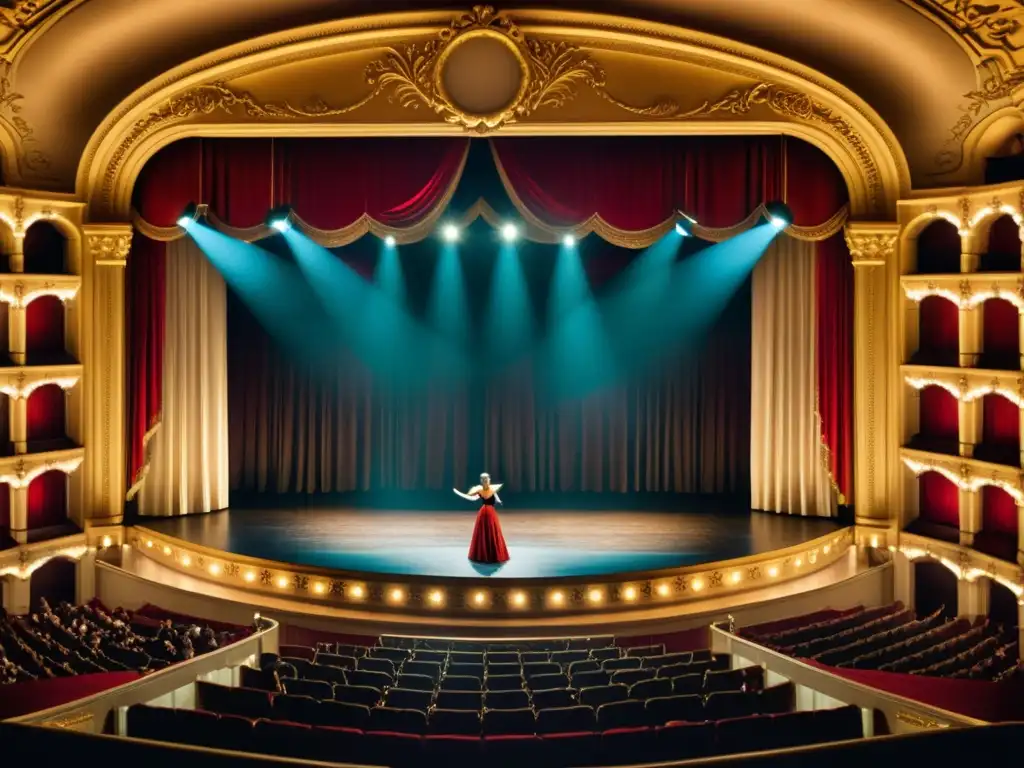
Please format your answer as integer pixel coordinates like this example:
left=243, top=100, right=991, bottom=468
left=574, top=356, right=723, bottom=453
left=137, top=532, right=847, bottom=610
left=904, top=376, right=1024, bottom=408
left=901, top=455, right=1024, bottom=504
left=889, top=543, right=1024, bottom=606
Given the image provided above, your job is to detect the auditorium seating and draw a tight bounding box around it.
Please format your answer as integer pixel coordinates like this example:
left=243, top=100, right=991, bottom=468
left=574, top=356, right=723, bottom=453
left=0, top=599, right=248, bottom=685
left=126, top=634, right=864, bottom=766
left=740, top=602, right=1022, bottom=680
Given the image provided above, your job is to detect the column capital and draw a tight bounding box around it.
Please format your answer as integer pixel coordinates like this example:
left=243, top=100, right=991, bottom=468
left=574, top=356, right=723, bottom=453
left=844, top=221, right=899, bottom=267
left=82, top=223, right=133, bottom=267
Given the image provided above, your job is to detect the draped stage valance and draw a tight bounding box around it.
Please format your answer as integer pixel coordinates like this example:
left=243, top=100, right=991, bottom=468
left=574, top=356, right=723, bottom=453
left=127, top=135, right=853, bottom=517
left=131, top=136, right=849, bottom=246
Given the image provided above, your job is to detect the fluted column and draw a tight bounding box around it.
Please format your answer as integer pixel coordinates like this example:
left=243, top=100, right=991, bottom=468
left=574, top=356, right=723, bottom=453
left=959, top=305, right=983, bottom=368
left=845, top=223, right=899, bottom=528
left=8, top=484, right=28, bottom=545
left=957, top=576, right=990, bottom=621
left=8, top=393, right=26, bottom=454
left=958, top=397, right=982, bottom=459
left=958, top=489, right=982, bottom=547
left=82, top=225, right=131, bottom=526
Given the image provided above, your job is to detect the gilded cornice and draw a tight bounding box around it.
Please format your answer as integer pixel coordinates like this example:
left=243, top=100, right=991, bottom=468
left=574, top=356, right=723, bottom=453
left=0, top=1, right=76, bottom=61
left=77, top=7, right=907, bottom=222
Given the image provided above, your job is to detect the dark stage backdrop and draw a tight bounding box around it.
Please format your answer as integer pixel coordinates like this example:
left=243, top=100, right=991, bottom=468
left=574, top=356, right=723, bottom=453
left=227, top=225, right=752, bottom=495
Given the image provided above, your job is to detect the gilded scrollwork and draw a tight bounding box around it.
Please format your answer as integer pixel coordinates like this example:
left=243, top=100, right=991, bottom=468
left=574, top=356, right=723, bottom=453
left=364, top=5, right=678, bottom=131
left=86, top=233, right=131, bottom=267
left=0, top=60, right=50, bottom=175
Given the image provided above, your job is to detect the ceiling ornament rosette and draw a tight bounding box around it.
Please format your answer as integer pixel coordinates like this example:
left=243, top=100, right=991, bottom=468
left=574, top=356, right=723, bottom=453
left=79, top=6, right=906, bottom=220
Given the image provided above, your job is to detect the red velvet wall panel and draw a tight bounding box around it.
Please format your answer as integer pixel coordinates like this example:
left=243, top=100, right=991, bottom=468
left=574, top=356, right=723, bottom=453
left=916, top=220, right=961, bottom=274
left=22, top=221, right=65, bottom=274
left=918, top=472, right=960, bottom=528
left=982, top=393, right=1020, bottom=448
left=25, top=296, right=65, bottom=358
left=27, top=470, right=67, bottom=530
left=26, top=384, right=66, bottom=442
left=983, top=298, right=1019, bottom=361
left=919, top=385, right=959, bottom=440
left=982, top=485, right=1019, bottom=536
left=918, top=296, right=959, bottom=358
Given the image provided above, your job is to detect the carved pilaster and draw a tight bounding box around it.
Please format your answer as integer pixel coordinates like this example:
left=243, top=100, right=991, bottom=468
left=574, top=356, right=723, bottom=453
left=81, top=223, right=131, bottom=525
left=845, top=222, right=899, bottom=527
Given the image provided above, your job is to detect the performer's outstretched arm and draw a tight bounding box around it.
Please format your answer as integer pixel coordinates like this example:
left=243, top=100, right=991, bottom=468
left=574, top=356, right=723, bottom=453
left=453, top=488, right=480, bottom=501
left=493, top=492, right=502, bottom=505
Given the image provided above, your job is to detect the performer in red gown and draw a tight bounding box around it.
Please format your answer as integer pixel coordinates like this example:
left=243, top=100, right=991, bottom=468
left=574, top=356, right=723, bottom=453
left=454, top=473, right=510, bottom=564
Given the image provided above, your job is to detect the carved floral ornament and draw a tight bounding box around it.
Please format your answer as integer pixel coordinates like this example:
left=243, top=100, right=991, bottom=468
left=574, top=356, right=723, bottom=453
left=85, top=230, right=131, bottom=267
left=844, top=226, right=899, bottom=266
left=98, top=5, right=888, bottom=216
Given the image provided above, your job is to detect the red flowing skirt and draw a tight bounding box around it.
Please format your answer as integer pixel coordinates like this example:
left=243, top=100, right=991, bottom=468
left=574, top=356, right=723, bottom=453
left=468, top=504, right=510, bottom=563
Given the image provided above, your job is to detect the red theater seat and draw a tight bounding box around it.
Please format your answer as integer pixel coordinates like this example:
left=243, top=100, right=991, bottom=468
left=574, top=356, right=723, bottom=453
left=482, top=734, right=541, bottom=768
left=715, top=713, right=777, bottom=753
left=279, top=644, right=316, bottom=661
left=253, top=719, right=314, bottom=759
left=311, top=725, right=365, bottom=762
left=423, top=734, right=482, bottom=763
left=363, top=731, right=422, bottom=767
left=601, top=726, right=658, bottom=765
left=656, top=721, right=715, bottom=761
left=536, top=704, right=597, bottom=733
left=541, top=731, right=600, bottom=767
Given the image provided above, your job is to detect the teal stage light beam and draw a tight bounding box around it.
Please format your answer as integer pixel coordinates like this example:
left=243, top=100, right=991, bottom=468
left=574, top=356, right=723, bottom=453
left=483, top=238, right=535, bottom=369
left=374, top=235, right=406, bottom=305
left=282, top=226, right=467, bottom=388
left=185, top=221, right=333, bottom=358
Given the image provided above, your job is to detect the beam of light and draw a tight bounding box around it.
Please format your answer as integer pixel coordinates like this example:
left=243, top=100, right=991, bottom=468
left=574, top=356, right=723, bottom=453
left=500, top=223, right=518, bottom=242
left=484, top=239, right=534, bottom=369
left=427, top=240, right=471, bottom=348
left=281, top=227, right=466, bottom=385
left=374, top=235, right=406, bottom=305
left=538, top=238, right=613, bottom=399
left=441, top=223, right=460, bottom=242
left=562, top=233, right=576, bottom=247
left=184, top=222, right=333, bottom=357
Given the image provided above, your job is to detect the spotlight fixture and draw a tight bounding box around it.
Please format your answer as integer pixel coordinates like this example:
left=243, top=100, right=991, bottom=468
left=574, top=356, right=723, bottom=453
left=177, top=202, right=199, bottom=229
left=266, top=206, right=293, bottom=233
left=562, top=233, right=576, bottom=247
left=500, top=222, right=518, bottom=242
left=674, top=210, right=697, bottom=237
left=441, top=223, right=460, bottom=242
left=764, top=201, right=793, bottom=230
left=384, top=235, right=397, bottom=247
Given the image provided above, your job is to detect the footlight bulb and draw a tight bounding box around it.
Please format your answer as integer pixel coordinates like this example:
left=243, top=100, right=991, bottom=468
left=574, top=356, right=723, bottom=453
left=390, top=588, right=405, bottom=602
left=181, top=555, right=191, bottom=567
left=146, top=540, right=153, bottom=548
left=163, top=546, right=172, bottom=556
left=209, top=564, right=221, bottom=576
left=101, top=536, right=112, bottom=548
left=768, top=566, right=779, bottom=578
left=244, top=571, right=256, bottom=583
left=691, top=578, right=704, bottom=592
left=511, top=592, right=527, bottom=607
left=473, top=592, right=486, bottom=606
left=731, top=572, right=741, bottom=584
left=550, top=591, right=564, bottom=606
left=428, top=590, right=444, bottom=605
left=313, top=582, right=325, bottom=595
left=588, top=589, right=603, bottom=603
left=276, top=577, right=288, bottom=588
left=656, top=583, right=671, bottom=597
left=795, top=559, right=803, bottom=567
left=622, top=587, right=637, bottom=602
left=350, top=585, right=365, bottom=599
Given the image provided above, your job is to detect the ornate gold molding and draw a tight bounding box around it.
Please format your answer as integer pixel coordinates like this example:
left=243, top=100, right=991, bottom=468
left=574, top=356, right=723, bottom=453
left=83, top=223, right=132, bottom=267
left=80, top=8, right=906, bottom=221
left=845, top=222, right=899, bottom=267
left=0, top=60, right=50, bottom=177
left=0, top=1, right=73, bottom=60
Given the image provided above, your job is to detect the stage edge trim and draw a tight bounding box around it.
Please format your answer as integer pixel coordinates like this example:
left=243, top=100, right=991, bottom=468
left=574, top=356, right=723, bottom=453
left=127, top=525, right=858, bottom=618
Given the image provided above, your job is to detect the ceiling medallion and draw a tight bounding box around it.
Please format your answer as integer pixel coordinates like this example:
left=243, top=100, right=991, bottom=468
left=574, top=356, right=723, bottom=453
left=364, top=5, right=678, bottom=132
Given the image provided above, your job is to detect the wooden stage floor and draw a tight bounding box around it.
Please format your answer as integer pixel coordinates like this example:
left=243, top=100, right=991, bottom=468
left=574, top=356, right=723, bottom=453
left=140, top=505, right=843, bottom=580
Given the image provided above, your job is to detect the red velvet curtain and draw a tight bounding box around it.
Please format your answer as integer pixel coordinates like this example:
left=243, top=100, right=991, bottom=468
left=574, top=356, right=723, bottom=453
left=919, top=386, right=959, bottom=442
left=130, top=135, right=850, bottom=501
left=982, top=393, right=1019, bottom=449
left=982, top=298, right=1019, bottom=365
left=125, top=234, right=165, bottom=495
left=982, top=485, right=1019, bottom=536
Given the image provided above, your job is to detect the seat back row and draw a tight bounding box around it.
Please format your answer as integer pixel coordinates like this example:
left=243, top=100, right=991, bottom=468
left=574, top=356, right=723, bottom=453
left=127, top=702, right=862, bottom=768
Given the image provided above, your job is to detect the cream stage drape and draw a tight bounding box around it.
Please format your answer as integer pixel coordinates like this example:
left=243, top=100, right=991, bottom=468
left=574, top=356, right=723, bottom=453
left=750, top=235, right=835, bottom=517
left=139, top=238, right=230, bottom=516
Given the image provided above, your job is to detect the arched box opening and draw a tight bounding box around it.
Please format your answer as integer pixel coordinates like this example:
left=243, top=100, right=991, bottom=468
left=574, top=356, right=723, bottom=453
left=25, top=296, right=68, bottom=365
left=913, top=471, right=961, bottom=541
left=23, top=221, right=67, bottom=275
left=980, top=297, right=1020, bottom=370
left=26, top=383, right=70, bottom=452
left=914, top=559, right=958, bottom=621
left=910, top=385, right=959, bottom=456
left=914, top=296, right=959, bottom=366
left=976, top=393, right=1020, bottom=466
left=975, top=485, right=1020, bottom=562
left=988, top=579, right=1020, bottom=631
left=27, top=469, right=70, bottom=537
left=29, top=557, right=76, bottom=610
left=915, top=219, right=961, bottom=275
left=980, top=214, right=1022, bottom=272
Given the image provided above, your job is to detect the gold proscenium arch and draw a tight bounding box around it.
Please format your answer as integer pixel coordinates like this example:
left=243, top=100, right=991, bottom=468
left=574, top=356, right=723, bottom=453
left=77, top=6, right=908, bottom=220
